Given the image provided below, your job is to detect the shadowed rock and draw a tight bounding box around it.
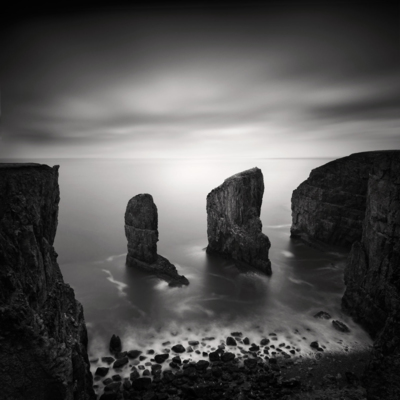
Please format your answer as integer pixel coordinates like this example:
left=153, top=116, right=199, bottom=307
left=291, top=151, right=400, bottom=399
left=206, top=167, right=271, bottom=274
left=125, top=194, right=189, bottom=287
left=0, top=163, right=95, bottom=400
left=341, top=151, right=400, bottom=399
left=332, top=320, right=350, bottom=333
left=314, top=311, right=332, bottom=319
left=290, top=151, right=384, bottom=248
left=109, top=334, right=122, bottom=355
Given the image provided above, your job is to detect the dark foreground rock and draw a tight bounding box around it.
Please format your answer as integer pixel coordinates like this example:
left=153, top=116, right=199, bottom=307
left=125, top=194, right=189, bottom=287
left=290, top=151, right=384, bottom=247
left=0, top=164, right=95, bottom=400
left=341, top=151, right=400, bottom=399
left=95, top=349, right=370, bottom=400
left=206, top=167, right=271, bottom=274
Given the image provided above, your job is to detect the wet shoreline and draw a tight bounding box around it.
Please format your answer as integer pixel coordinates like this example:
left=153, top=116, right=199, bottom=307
left=90, top=329, right=371, bottom=399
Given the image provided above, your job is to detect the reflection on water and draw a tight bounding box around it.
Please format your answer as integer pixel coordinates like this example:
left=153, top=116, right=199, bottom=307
left=50, top=158, right=372, bottom=376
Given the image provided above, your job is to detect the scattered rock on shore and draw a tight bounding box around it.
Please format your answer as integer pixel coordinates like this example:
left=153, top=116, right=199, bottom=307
left=332, top=320, right=350, bottom=333
left=314, top=311, right=332, bottom=319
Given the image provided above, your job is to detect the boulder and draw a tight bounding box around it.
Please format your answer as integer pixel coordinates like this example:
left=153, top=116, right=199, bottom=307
left=314, top=311, right=332, bottom=319
left=171, top=344, right=185, bottom=353
left=154, top=354, right=169, bottom=364
left=130, top=370, right=140, bottom=380
left=101, top=357, right=115, bottom=365
left=332, top=320, right=350, bottom=333
left=206, top=167, right=271, bottom=274
left=125, top=194, right=189, bottom=287
left=113, top=357, right=129, bottom=369
left=172, top=356, right=182, bottom=364
left=310, top=341, right=319, bottom=350
left=0, top=164, right=95, bottom=400
left=221, top=352, right=235, bottom=362
left=127, top=350, right=142, bottom=359
left=95, top=367, right=109, bottom=377
left=196, top=360, right=210, bottom=370
left=226, top=337, right=237, bottom=346
left=209, top=351, right=220, bottom=362
left=109, top=335, right=122, bottom=355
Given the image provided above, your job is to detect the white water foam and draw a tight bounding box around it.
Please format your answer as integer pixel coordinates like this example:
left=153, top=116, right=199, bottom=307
left=102, top=269, right=128, bottom=296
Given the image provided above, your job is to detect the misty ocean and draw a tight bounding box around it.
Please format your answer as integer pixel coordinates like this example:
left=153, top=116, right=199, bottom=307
left=22, top=158, right=372, bottom=381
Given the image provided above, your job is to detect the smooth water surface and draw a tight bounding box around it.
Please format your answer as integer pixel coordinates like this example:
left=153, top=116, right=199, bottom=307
left=9, top=158, right=373, bottom=383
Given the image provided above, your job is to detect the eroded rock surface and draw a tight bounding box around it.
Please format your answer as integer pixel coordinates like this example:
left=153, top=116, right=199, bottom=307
left=341, top=151, right=400, bottom=399
left=0, top=164, right=95, bottom=400
left=290, top=152, right=383, bottom=247
left=125, top=194, right=189, bottom=287
left=206, top=167, right=271, bottom=274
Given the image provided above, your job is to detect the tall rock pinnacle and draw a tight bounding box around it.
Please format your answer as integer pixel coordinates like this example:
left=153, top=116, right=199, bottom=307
left=206, top=167, right=271, bottom=274
left=125, top=194, right=189, bottom=287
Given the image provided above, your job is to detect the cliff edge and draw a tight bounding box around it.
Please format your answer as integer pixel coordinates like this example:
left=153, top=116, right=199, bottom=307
left=0, top=164, right=95, bottom=400
left=206, top=167, right=271, bottom=274
left=290, top=151, right=400, bottom=399
left=290, top=152, right=384, bottom=248
left=342, top=152, right=400, bottom=399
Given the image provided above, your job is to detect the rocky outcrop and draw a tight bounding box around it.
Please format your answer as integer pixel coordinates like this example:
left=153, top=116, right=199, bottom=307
left=0, top=164, right=95, bottom=400
left=341, top=151, right=400, bottom=399
left=125, top=194, right=189, bottom=287
left=206, top=167, right=271, bottom=274
left=290, top=152, right=384, bottom=248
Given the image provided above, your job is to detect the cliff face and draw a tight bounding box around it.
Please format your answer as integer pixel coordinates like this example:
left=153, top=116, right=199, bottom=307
left=0, top=164, right=95, bottom=400
left=341, top=152, right=400, bottom=399
left=125, top=194, right=189, bottom=287
left=290, top=152, right=383, bottom=247
left=206, top=167, right=271, bottom=274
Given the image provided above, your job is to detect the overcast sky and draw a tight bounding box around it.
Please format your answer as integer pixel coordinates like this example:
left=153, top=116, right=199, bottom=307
left=2, top=3, right=399, bottom=159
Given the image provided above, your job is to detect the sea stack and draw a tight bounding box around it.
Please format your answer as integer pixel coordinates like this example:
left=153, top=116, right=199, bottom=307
left=125, top=194, right=189, bottom=287
left=206, top=167, right=271, bottom=274
left=0, top=164, right=95, bottom=400
left=342, top=151, right=400, bottom=399
left=290, top=151, right=384, bottom=248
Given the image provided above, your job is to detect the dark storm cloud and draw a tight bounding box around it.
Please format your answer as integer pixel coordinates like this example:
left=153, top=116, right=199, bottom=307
left=2, top=3, right=399, bottom=158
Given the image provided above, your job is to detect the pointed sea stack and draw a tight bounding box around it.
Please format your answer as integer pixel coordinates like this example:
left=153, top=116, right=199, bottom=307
left=206, top=167, right=271, bottom=274
left=125, top=194, right=189, bottom=287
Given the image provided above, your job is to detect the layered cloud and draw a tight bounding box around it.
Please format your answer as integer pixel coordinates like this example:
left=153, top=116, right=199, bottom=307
left=2, top=4, right=399, bottom=158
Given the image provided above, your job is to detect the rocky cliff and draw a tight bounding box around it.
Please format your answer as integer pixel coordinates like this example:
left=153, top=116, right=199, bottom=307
left=341, top=151, right=400, bottom=399
left=290, top=152, right=383, bottom=247
left=0, top=164, right=95, bottom=400
left=125, top=194, right=189, bottom=287
left=206, top=167, right=271, bottom=274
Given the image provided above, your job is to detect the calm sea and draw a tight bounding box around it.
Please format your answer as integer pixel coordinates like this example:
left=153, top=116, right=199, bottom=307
left=7, top=158, right=373, bottom=378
